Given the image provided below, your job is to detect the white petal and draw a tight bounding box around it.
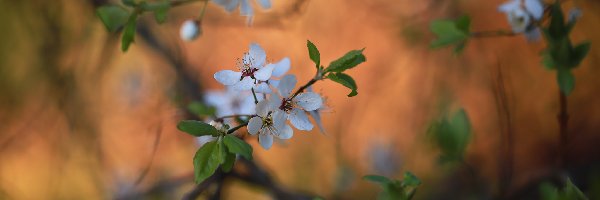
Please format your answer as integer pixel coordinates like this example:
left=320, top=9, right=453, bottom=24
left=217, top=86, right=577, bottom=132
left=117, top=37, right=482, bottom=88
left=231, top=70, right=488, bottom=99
left=254, top=64, right=274, bottom=81
left=212, top=0, right=239, bottom=12
left=271, top=57, right=290, bottom=77
left=232, top=76, right=254, bottom=91
left=253, top=82, right=272, bottom=93
left=524, top=0, right=544, bottom=20
left=272, top=110, right=287, bottom=130
left=289, top=108, right=313, bottom=131
left=237, top=95, right=257, bottom=115
left=276, top=125, right=293, bottom=139
left=269, top=79, right=280, bottom=88
left=524, top=27, right=541, bottom=42
left=277, top=74, right=297, bottom=97
left=567, top=8, right=582, bottom=23
left=248, top=43, right=266, bottom=68
left=255, top=99, right=271, bottom=117
left=498, top=0, right=519, bottom=13
left=255, top=0, right=271, bottom=9
left=258, top=133, right=273, bottom=150
left=309, top=110, right=326, bottom=134
left=214, top=70, right=242, bottom=85
left=240, top=0, right=253, bottom=16
left=248, top=117, right=262, bottom=135
left=196, top=135, right=217, bottom=146
left=294, top=92, right=322, bottom=111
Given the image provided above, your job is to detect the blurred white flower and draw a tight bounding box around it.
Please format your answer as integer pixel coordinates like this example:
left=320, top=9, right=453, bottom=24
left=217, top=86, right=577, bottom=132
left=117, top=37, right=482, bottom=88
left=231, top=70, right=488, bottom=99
left=368, top=139, right=401, bottom=177
left=214, top=43, right=275, bottom=92
left=498, top=0, right=544, bottom=41
left=262, top=57, right=291, bottom=91
left=204, top=87, right=259, bottom=118
left=247, top=99, right=293, bottom=150
left=179, top=20, right=201, bottom=41
left=307, top=87, right=328, bottom=134
left=212, top=0, right=271, bottom=24
left=273, top=75, right=323, bottom=131
left=567, top=8, right=582, bottom=24
left=196, top=121, right=227, bottom=147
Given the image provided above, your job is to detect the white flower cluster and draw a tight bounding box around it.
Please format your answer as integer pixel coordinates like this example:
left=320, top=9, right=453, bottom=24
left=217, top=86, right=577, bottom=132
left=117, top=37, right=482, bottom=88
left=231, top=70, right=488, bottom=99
left=209, top=43, right=325, bottom=150
left=498, top=0, right=544, bottom=41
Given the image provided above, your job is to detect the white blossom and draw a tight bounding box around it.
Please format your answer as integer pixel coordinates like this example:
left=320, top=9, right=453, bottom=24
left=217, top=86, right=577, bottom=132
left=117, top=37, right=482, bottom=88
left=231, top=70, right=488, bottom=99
left=272, top=75, right=323, bottom=131
left=498, top=0, right=544, bottom=41
left=195, top=121, right=227, bottom=146
left=307, top=87, right=328, bottom=134
left=204, top=87, right=260, bottom=118
left=180, top=20, right=201, bottom=41
left=247, top=99, right=293, bottom=150
left=214, top=43, right=275, bottom=92
left=211, top=0, right=271, bottom=24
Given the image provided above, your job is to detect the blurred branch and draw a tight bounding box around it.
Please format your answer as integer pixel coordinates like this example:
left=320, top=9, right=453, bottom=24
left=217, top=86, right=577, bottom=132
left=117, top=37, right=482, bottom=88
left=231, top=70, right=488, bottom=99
left=491, top=62, right=514, bottom=198
left=558, top=91, right=569, bottom=168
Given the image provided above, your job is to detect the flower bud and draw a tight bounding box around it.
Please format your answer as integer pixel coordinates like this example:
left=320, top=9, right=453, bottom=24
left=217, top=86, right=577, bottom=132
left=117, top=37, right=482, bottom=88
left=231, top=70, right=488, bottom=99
left=180, top=20, right=201, bottom=41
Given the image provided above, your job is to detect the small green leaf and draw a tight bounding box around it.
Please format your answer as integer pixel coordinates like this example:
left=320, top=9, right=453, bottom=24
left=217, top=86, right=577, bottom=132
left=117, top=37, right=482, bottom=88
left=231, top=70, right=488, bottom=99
left=325, top=49, right=366, bottom=73
left=307, top=40, right=321, bottom=68
left=223, top=135, right=253, bottom=160
left=428, top=108, right=471, bottom=162
left=363, top=175, right=391, bottom=185
left=193, top=141, right=222, bottom=183
left=122, top=0, right=137, bottom=6
left=221, top=153, right=236, bottom=172
left=568, top=42, right=591, bottom=68
left=557, top=69, right=575, bottom=96
left=541, top=50, right=556, bottom=70
left=96, top=5, right=130, bottom=32
left=402, top=171, right=421, bottom=187
left=327, top=73, right=358, bottom=97
left=177, top=120, right=220, bottom=137
left=153, top=2, right=170, bottom=24
left=187, top=101, right=216, bottom=117
left=429, top=16, right=470, bottom=50
left=548, top=3, right=567, bottom=39
left=121, top=13, right=138, bottom=52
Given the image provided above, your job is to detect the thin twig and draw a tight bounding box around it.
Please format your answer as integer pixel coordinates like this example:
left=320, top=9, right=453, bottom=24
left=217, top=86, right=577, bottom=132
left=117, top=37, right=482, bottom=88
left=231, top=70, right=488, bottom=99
left=227, top=122, right=249, bottom=134
left=558, top=91, right=569, bottom=168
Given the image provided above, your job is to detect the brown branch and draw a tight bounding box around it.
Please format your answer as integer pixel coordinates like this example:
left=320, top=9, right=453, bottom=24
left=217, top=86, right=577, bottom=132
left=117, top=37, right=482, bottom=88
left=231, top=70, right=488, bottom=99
left=558, top=91, right=569, bottom=168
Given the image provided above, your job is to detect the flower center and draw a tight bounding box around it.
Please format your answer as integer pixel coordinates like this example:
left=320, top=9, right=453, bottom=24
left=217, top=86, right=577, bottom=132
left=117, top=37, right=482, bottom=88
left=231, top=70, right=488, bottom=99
left=263, top=112, right=274, bottom=127
left=279, top=98, right=293, bottom=113
left=241, top=67, right=259, bottom=79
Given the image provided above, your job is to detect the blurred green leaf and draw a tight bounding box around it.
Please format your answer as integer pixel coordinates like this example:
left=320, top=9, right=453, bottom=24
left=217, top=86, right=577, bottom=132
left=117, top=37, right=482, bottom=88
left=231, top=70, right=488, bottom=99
left=223, top=135, right=253, bottom=160
left=363, top=175, right=392, bottom=185
left=540, top=178, right=589, bottom=200
left=402, top=171, right=421, bottom=187
left=557, top=69, right=575, bottom=96
left=430, top=16, right=470, bottom=51
left=122, top=0, right=137, bottom=6
left=221, top=153, right=236, bottom=172
left=541, top=50, right=556, bottom=70
left=151, top=2, right=170, bottom=24
left=187, top=101, right=216, bottom=117
left=307, top=40, right=321, bottom=68
left=568, top=42, right=591, bottom=68
left=177, top=120, right=220, bottom=137
left=327, top=72, right=358, bottom=97
left=428, top=108, right=471, bottom=162
left=548, top=3, right=567, bottom=39
left=193, top=140, right=224, bottom=183
left=96, top=5, right=130, bottom=32
left=121, top=13, right=138, bottom=52
left=325, top=49, right=366, bottom=73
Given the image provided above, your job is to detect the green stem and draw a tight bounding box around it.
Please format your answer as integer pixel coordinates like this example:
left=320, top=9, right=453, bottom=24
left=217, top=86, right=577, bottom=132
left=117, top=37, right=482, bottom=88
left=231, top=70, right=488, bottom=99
left=216, top=114, right=255, bottom=120
left=196, top=0, right=209, bottom=21
left=227, top=122, right=249, bottom=134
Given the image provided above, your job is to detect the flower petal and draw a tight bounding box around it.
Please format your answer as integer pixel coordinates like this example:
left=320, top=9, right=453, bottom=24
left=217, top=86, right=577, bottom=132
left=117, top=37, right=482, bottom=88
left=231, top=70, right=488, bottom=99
left=309, top=110, right=326, bottom=134
left=271, top=57, right=291, bottom=77
left=258, top=133, right=273, bottom=150
left=289, top=108, right=313, bottom=131
left=239, top=0, right=253, bottom=16
left=524, top=0, right=544, bottom=20
left=232, top=76, right=254, bottom=91
left=253, top=82, right=272, bottom=93
left=255, top=99, right=271, bottom=117
left=214, top=70, right=242, bottom=85
left=277, top=125, right=293, bottom=139
left=248, top=117, right=262, bottom=135
left=196, top=135, right=217, bottom=146
left=248, top=43, right=266, bottom=67
left=498, top=0, right=519, bottom=13
left=294, top=92, right=322, bottom=111
left=269, top=79, right=280, bottom=88
left=212, top=0, right=239, bottom=12
left=255, top=0, right=271, bottom=9
left=272, top=110, right=287, bottom=130
left=524, top=27, right=541, bottom=41
left=254, top=64, right=274, bottom=81
left=277, top=74, right=297, bottom=97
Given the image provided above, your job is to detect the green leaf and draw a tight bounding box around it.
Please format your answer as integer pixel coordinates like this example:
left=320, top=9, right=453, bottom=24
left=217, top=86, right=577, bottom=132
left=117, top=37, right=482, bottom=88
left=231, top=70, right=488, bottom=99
left=177, top=120, right=220, bottom=137
left=429, top=16, right=470, bottom=50
left=327, top=73, right=358, bottom=97
left=402, top=171, right=421, bottom=187
left=223, top=135, right=253, bottom=160
left=363, top=175, right=392, bottom=185
left=568, top=42, right=591, bottom=68
left=96, top=5, right=130, bottom=32
left=548, top=3, right=567, bottom=39
left=557, top=69, right=575, bottom=96
left=187, top=101, right=216, bottom=117
left=325, top=49, right=366, bottom=73
left=221, top=153, right=236, bottom=172
left=193, top=141, right=224, bottom=183
left=428, top=108, right=471, bottom=162
left=122, top=0, right=137, bottom=6
left=307, top=40, right=321, bottom=68
left=121, top=13, right=138, bottom=52
left=541, top=50, right=556, bottom=70
left=152, top=2, right=170, bottom=24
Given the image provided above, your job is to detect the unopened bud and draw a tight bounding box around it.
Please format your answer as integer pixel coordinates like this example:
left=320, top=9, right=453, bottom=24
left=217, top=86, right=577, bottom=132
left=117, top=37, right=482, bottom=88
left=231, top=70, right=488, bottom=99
left=180, top=20, right=201, bottom=41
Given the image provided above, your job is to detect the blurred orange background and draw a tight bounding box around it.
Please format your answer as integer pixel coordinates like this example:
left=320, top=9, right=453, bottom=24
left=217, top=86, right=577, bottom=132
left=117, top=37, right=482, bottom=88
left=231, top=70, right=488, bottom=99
left=1, top=0, right=600, bottom=199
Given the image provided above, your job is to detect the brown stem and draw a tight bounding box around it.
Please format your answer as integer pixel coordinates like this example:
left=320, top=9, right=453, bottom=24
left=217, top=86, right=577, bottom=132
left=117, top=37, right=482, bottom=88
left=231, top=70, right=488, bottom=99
left=558, top=91, right=569, bottom=168
left=292, top=78, right=318, bottom=98
left=470, top=30, right=517, bottom=38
